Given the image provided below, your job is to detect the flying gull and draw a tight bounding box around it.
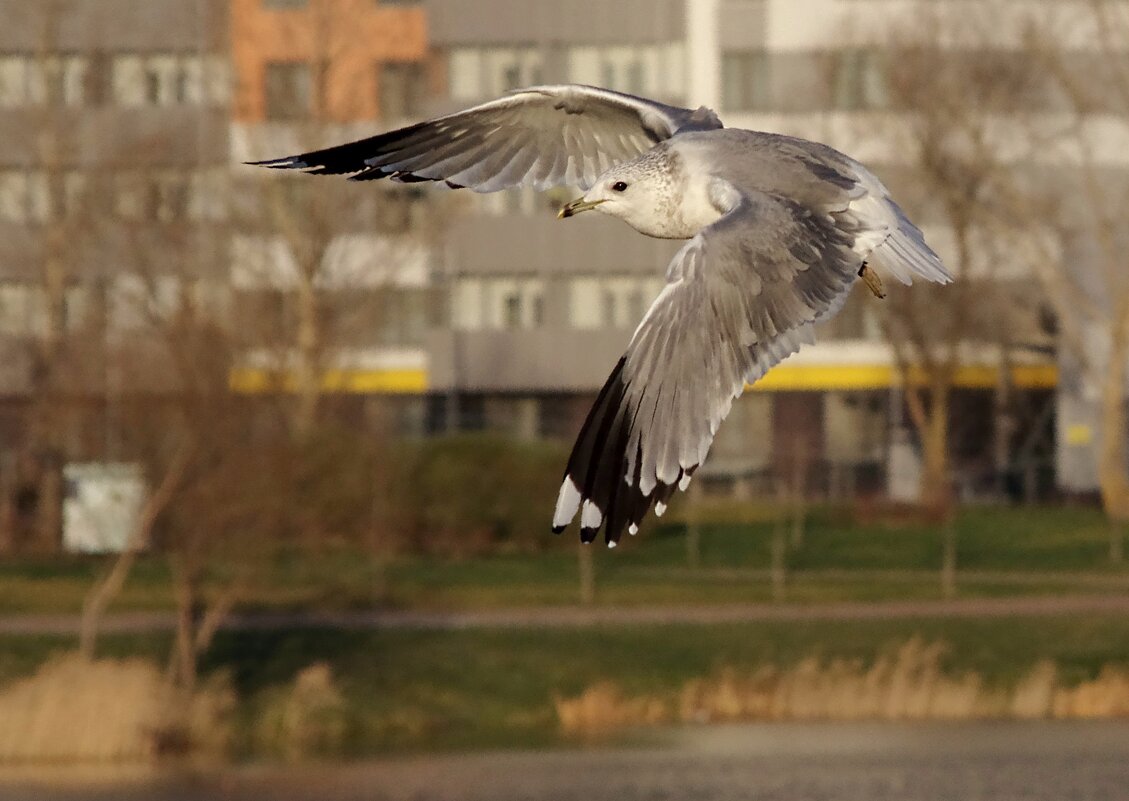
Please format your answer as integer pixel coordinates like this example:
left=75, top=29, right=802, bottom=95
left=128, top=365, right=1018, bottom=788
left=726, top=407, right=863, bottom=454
left=251, top=84, right=952, bottom=547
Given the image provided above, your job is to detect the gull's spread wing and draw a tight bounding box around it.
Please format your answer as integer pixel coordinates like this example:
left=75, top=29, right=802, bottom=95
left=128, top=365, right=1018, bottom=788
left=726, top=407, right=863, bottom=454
left=249, top=84, right=723, bottom=192
left=552, top=181, right=866, bottom=545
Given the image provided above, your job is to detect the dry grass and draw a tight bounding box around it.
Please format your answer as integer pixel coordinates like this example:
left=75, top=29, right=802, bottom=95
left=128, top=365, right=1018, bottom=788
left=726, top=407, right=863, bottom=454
left=0, top=653, right=233, bottom=764
left=553, top=682, right=666, bottom=735
left=555, top=638, right=1129, bottom=736
left=0, top=654, right=161, bottom=763
left=255, top=663, right=346, bottom=760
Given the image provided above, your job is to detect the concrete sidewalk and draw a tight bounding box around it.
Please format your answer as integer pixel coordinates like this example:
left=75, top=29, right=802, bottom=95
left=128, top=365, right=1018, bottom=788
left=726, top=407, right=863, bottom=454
left=3, top=593, right=1129, bottom=635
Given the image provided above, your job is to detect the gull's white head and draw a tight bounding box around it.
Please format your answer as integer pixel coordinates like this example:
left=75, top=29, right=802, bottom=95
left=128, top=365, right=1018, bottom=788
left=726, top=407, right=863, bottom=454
left=558, top=147, right=695, bottom=239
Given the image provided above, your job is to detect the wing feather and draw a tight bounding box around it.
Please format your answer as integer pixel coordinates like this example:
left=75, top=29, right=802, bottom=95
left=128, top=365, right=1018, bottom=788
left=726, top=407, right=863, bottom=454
left=553, top=183, right=864, bottom=544
left=249, top=84, right=723, bottom=193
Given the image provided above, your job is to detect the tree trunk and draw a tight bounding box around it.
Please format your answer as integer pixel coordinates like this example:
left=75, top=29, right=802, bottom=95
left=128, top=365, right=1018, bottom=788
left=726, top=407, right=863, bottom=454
left=919, top=382, right=953, bottom=516
left=80, top=443, right=190, bottom=659
left=34, top=459, right=63, bottom=554
left=171, top=574, right=200, bottom=694
left=1098, top=319, right=1129, bottom=526
left=293, top=273, right=320, bottom=440
left=993, top=345, right=1016, bottom=497
left=79, top=547, right=139, bottom=659
left=789, top=436, right=809, bottom=548
left=577, top=542, right=595, bottom=604
left=941, top=516, right=957, bottom=599
left=0, top=453, right=13, bottom=554
left=771, top=523, right=787, bottom=603
left=685, top=481, right=701, bottom=569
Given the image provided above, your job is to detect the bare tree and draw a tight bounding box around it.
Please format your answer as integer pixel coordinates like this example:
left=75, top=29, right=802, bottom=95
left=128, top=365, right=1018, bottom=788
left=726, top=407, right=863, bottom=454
left=838, top=8, right=1045, bottom=512
left=235, top=0, right=439, bottom=441
left=20, top=0, right=77, bottom=553
left=1020, top=2, right=1129, bottom=531
left=79, top=436, right=193, bottom=659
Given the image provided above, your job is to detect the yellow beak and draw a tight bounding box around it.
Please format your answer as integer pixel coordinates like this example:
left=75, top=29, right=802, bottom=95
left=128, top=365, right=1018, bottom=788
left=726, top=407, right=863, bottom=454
left=558, top=197, right=606, bottom=219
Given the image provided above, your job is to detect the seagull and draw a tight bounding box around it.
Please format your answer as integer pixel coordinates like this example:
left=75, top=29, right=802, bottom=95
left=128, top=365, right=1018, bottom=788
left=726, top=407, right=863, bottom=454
left=251, top=84, right=951, bottom=547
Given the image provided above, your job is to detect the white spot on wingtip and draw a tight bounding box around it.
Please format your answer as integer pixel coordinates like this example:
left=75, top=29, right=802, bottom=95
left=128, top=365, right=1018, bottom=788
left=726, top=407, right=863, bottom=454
left=553, top=478, right=581, bottom=528
left=581, top=499, right=603, bottom=529
left=607, top=540, right=617, bottom=549
left=655, top=501, right=667, bottom=517
left=628, top=523, right=639, bottom=536
left=678, top=472, right=692, bottom=491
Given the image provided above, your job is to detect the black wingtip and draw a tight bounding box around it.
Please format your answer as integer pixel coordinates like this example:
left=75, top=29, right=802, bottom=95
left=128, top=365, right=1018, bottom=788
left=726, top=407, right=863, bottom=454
left=580, top=527, right=598, bottom=544
left=552, top=525, right=566, bottom=535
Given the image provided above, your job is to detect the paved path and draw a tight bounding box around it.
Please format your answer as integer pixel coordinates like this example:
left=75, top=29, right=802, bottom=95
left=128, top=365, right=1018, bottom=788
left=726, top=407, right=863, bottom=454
left=2, top=594, right=1128, bottom=636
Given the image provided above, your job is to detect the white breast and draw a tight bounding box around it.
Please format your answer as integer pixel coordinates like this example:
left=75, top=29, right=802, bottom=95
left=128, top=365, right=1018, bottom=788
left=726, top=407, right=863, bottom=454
left=675, top=173, right=725, bottom=236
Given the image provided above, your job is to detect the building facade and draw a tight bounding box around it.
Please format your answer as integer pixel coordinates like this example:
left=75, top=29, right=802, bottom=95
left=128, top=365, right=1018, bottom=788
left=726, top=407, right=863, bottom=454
left=2, top=0, right=1116, bottom=547
left=0, top=0, right=232, bottom=551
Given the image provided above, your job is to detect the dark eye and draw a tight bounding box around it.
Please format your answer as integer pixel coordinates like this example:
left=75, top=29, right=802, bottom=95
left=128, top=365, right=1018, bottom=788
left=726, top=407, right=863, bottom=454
left=612, top=181, right=628, bottom=192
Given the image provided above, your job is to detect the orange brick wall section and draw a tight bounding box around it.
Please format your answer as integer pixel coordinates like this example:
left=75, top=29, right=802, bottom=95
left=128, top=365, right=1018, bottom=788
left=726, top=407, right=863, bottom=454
left=232, top=0, right=428, bottom=123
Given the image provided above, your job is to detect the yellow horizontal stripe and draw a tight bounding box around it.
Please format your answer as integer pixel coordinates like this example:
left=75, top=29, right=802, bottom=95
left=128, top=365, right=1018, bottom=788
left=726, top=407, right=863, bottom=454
left=230, top=363, right=1056, bottom=396
left=230, top=368, right=427, bottom=395
left=748, top=363, right=1057, bottom=392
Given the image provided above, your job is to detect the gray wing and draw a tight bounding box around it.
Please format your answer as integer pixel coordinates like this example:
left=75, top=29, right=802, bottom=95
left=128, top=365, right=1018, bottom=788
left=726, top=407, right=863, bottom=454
left=249, top=84, right=723, bottom=192
left=552, top=182, right=864, bottom=545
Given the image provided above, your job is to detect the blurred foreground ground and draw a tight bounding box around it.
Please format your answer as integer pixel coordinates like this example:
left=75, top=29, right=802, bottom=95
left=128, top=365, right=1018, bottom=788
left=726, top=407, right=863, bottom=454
left=1, top=506, right=1128, bottom=760
left=3, top=720, right=1129, bottom=801
left=2, top=506, right=1127, bottom=615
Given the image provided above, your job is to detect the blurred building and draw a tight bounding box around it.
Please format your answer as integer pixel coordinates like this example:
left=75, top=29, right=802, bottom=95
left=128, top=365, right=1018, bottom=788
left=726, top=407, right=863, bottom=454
left=0, top=0, right=434, bottom=552
left=1, top=0, right=1114, bottom=554
left=0, top=0, right=231, bottom=552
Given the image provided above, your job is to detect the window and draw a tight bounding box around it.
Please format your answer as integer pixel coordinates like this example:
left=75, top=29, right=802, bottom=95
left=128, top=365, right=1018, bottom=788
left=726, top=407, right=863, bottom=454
left=109, top=274, right=183, bottom=331
left=115, top=171, right=194, bottom=222
left=456, top=277, right=546, bottom=330
left=722, top=51, right=771, bottom=111
left=503, top=293, right=522, bottom=329
left=42, top=55, right=87, bottom=105
left=0, top=55, right=31, bottom=106
left=448, top=47, right=543, bottom=100
left=0, top=171, right=49, bottom=223
left=113, top=54, right=226, bottom=106
left=570, top=276, right=663, bottom=329
left=378, top=61, right=425, bottom=121
left=0, top=283, right=46, bottom=335
left=0, top=54, right=86, bottom=106
left=832, top=50, right=887, bottom=111
left=452, top=279, right=483, bottom=331
left=0, top=170, right=89, bottom=222
left=264, top=61, right=312, bottom=120
left=568, top=43, right=685, bottom=100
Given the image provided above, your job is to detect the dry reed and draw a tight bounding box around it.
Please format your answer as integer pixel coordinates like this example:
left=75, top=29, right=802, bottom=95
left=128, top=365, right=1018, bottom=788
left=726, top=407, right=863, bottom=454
left=555, top=638, right=1129, bottom=736
left=0, top=653, right=234, bottom=764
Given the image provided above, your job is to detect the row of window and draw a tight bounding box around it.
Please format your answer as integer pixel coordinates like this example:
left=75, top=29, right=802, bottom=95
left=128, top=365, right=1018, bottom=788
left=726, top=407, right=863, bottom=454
left=447, top=43, right=686, bottom=102
left=450, top=276, right=665, bottom=332
left=0, top=53, right=228, bottom=109
left=448, top=275, right=880, bottom=340
left=0, top=271, right=879, bottom=343
left=0, top=278, right=431, bottom=346
left=445, top=45, right=888, bottom=117
left=0, top=277, right=229, bottom=336
left=0, top=169, right=228, bottom=224
left=0, top=46, right=928, bottom=122
left=263, top=60, right=425, bottom=121
left=0, top=169, right=433, bottom=228
left=722, top=49, right=888, bottom=112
